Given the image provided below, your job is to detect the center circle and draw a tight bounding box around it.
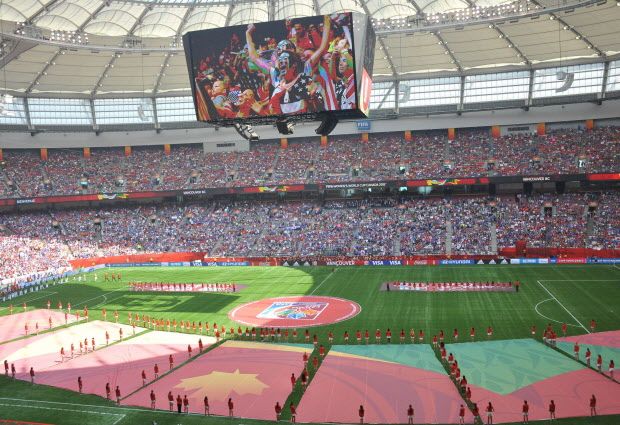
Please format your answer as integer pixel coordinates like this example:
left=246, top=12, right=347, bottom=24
left=228, top=296, right=361, bottom=328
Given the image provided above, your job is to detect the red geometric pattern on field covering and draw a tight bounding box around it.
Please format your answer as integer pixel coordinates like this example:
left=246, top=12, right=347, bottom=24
left=297, top=351, right=471, bottom=424
left=228, top=296, right=361, bottom=328
left=558, top=329, right=620, bottom=348
left=123, top=341, right=308, bottom=420
left=0, top=321, right=136, bottom=379
left=467, top=369, right=620, bottom=424
left=0, top=310, right=78, bottom=344
left=35, top=331, right=212, bottom=398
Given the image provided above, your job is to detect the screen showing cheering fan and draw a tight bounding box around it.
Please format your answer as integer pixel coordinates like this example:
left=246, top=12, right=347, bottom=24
left=183, top=13, right=373, bottom=123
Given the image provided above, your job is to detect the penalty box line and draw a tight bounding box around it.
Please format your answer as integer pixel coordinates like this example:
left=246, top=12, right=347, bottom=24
left=0, top=397, right=252, bottom=422
left=0, top=400, right=125, bottom=425
left=536, top=280, right=590, bottom=334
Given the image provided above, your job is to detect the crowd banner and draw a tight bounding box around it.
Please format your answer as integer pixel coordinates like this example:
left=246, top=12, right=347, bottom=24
left=439, top=259, right=476, bottom=265
left=202, top=261, right=250, bottom=267
left=587, top=258, right=620, bottom=264
left=69, top=253, right=620, bottom=270
left=364, top=260, right=403, bottom=266
left=553, top=258, right=587, bottom=264
left=509, top=258, right=549, bottom=264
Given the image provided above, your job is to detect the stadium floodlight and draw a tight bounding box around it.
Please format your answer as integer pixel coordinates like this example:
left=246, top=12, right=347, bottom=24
left=276, top=118, right=295, bottom=135
left=233, top=122, right=259, bottom=142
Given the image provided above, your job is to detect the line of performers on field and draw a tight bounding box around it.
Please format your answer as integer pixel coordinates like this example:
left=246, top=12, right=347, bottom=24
left=385, top=281, right=520, bottom=292
left=128, top=282, right=237, bottom=293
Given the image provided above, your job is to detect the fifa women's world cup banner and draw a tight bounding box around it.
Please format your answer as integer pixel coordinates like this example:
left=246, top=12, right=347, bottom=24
left=183, top=12, right=375, bottom=123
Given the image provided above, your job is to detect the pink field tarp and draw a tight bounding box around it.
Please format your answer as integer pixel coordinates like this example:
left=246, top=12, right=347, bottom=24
left=0, top=320, right=136, bottom=379
left=558, top=329, right=620, bottom=348
left=468, top=368, right=620, bottom=423
left=124, top=340, right=310, bottom=420
left=36, top=331, right=215, bottom=398
left=0, top=309, right=78, bottom=344
left=297, top=347, right=471, bottom=424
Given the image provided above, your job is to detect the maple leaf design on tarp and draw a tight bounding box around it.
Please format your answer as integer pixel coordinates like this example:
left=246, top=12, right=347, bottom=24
left=173, top=369, right=269, bottom=401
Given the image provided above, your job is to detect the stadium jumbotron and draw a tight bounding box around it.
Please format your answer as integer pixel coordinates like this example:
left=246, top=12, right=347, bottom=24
left=1, top=0, right=620, bottom=424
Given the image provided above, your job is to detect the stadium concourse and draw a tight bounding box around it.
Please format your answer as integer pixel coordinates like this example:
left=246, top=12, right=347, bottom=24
left=0, top=128, right=618, bottom=197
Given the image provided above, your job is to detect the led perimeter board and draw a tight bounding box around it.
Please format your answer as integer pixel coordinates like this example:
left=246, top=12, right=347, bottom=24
left=183, top=13, right=375, bottom=125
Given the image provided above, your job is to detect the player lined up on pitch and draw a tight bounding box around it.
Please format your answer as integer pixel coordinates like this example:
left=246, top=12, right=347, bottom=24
left=129, top=282, right=237, bottom=293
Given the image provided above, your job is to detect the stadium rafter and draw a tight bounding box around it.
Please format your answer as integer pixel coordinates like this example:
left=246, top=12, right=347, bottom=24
left=153, top=6, right=195, bottom=95
left=359, top=0, right=398, bottom=77
left=25, top=0, right=63, bottom=24
left=26, top=2, right=108, bottom=94
left=529, top=0, right=605, bottom=59
left=433, top=31, right=463, bottom=73
left=489, top=24, right=531, bottom=67
left=91, top=7, right=153, bottom=97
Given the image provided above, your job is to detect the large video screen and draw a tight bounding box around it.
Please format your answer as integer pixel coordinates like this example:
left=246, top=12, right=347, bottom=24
left=183, top=13, right=373, bottom=123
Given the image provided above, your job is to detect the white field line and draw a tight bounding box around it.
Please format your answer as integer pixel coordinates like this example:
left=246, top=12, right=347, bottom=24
left=534, top=298, right=581, bottom=328
left=613, top=264, right=620, bottom=271
left=536, top=280, right=590, bottom=333
left=0, top=397, right=246, bottom=420
left=0, top=292, right=57, bottom=311
left=309, top=270, right=336, bottom=295
left=0, top=401, right=125, bottom=424
left=539, top=279, right=619, bottom=282
left=73, top=286, right=127, bottom=308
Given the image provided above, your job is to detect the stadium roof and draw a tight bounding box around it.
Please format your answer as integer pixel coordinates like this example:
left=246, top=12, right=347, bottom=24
left=0, top=0, right=619, bottom=97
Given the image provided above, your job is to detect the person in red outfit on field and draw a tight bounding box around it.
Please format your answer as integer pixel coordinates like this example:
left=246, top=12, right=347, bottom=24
left=150, top=390, right=156, bottom=409
left=204, top=395, right=210, bottom=416
left=228, top=397, right=234, bottom=417
left=358, top=405, right=365, bottom=424
left=522, top=400, right=529, bottom=424
left=590, top=394, right=597, bottom=416
left=289, top=402, right=296, bottom=423
left=549, top=400, right=556, bottom=420
left=485, top=401, right=494, bottom=424
left=471, top=403, right=480, bottom=423
left=407, top=404, right=414, bottom=424
left=459, top=404, right=466, bottom=425
left=275, top=401, right=282, bottom=421
left=168, top=391, right=174, bottom=411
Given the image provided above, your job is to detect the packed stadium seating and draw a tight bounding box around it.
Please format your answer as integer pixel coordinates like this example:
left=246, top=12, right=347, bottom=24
left=0, top=127, right=618, bottom=197
left=1, top=192, right=618, bottom=281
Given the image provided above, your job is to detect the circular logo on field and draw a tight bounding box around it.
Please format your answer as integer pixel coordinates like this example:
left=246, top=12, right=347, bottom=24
left=228, top=296, right=361, bottom=328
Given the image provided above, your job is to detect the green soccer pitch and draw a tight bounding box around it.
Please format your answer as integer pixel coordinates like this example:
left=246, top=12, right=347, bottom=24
left=1, top=264, right=619, bottom=425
